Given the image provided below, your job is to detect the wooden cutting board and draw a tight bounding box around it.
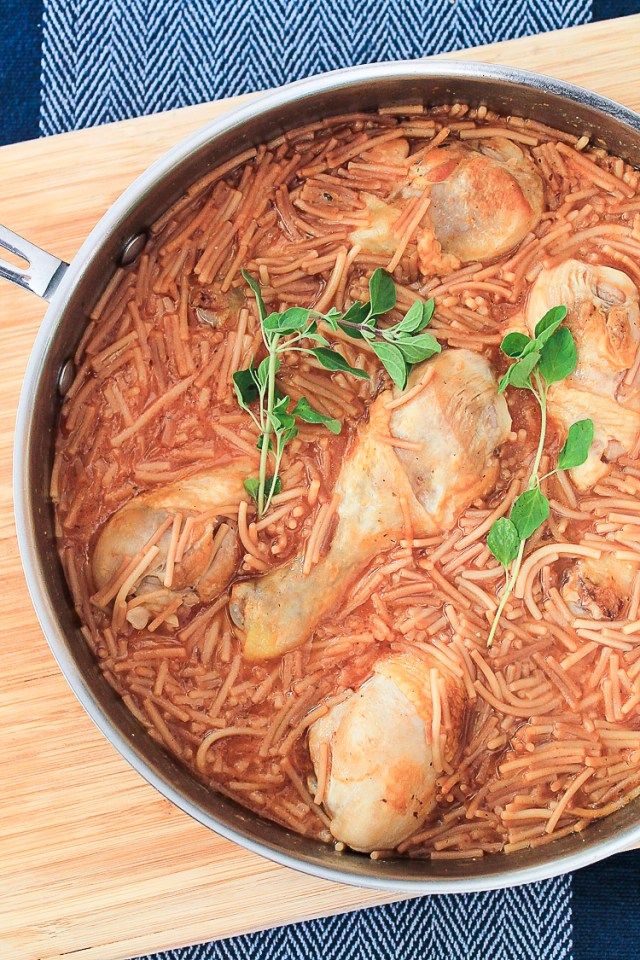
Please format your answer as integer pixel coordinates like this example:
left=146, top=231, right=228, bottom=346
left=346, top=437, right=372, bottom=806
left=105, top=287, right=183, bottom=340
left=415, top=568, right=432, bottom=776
left=2, top=15, right=640, bottom=960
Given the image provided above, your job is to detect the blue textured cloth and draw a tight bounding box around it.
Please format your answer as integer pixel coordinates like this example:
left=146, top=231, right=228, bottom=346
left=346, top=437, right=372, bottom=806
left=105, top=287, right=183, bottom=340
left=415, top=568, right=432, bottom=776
left=38, top=0, right=593, bottom=135
left=3, top=1, right=640, bottom=958
left=1, top=1, right=639, bottom=148
left=141, top=879, right=575, bottom=960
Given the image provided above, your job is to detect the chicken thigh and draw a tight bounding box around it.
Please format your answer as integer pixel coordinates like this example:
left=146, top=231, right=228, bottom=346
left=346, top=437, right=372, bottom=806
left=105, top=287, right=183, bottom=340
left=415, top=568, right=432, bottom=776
left=308, top=653, right=466, bottom=851
left=412, top=138, right=545, bottom=272
left=230, top=349, right=511, bottom=661
left=525, top=259, right=640, bottom=489
left=92, top=460, right=251, bottom=612
left=351, top=137, right=544, bottom=275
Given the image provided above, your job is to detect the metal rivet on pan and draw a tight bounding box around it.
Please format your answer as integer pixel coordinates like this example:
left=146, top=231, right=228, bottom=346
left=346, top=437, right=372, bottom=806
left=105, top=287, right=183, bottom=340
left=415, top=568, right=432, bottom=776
left=57, top=358, right=76, bottom=397
left=120, top=232, right=147, bottom=266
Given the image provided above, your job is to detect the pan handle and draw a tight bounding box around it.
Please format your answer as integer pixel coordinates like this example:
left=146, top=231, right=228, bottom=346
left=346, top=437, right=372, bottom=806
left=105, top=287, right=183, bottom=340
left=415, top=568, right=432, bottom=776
left=0, top=224, right=69, bottom=301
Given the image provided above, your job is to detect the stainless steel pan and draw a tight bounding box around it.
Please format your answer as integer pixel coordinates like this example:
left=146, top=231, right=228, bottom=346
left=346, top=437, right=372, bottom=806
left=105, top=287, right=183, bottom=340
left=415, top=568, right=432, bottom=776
left=7, top=61, right=640, bottom=892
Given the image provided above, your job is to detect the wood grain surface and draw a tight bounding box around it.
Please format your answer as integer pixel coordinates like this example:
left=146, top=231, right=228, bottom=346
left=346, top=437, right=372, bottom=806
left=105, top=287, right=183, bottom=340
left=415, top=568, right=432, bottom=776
left=1, top=15, right=639, bottom=960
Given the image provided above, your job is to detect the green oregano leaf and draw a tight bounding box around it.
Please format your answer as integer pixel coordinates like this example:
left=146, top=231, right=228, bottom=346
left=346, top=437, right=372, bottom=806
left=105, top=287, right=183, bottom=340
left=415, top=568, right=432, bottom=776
left=391, top=300, right=428, bottom=336
left=487, top=517, right=520, bottom=567
left=271, top=397, right=298, bottom=444
left=509, top=352, right=541, bottom=389
left=510, top=487, right=550, bottom=540
left=394, top=333, right=441, bottom=364
left=371, top=341, right=407, bottom=389
left=244, top=475, right=281, bottom=501
left=557, top=418, right=595, bottom=470
left=336, top=300, right=369, bottom=339
left=500, top=331, right=531, bottom=358
left=312, top=347, right=370, bottom=379
left=367, top=268, right=397, bottom=317
left=538, top=327, right=577, bottom=384
left=263, top=307, right=310, bottom=333
left=418, top=299, right=435, bottom=330
left=534, top=305, right=567, bottom=343
left=233, top=367, right=259, bottom=406
left=292, top=396, right=342, bottom=435
left=257, top=355, right=280, bottom=389
left=322, top=307, right=342, bottom=331
left=498, top=370, right=512, bottom=394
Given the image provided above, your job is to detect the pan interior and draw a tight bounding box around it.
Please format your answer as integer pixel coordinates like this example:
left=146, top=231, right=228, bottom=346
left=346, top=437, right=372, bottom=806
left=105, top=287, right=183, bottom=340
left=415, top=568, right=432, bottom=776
left=16, top=63, right=640, bottom=891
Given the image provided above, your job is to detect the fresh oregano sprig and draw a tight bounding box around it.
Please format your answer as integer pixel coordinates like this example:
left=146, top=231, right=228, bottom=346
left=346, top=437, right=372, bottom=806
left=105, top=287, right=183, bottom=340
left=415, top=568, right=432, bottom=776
left=486, top=306, right=594, bottom=646
left=233, top=268, right=440, bottom=517
left=233, top=272, right=350, bottom=518
left=324, top=268, right=439, bottom=389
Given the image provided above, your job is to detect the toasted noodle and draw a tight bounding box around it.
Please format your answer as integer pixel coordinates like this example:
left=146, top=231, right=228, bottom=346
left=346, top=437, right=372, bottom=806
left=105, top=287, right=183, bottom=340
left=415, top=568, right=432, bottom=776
left=53, top=103, right=640, bottom=858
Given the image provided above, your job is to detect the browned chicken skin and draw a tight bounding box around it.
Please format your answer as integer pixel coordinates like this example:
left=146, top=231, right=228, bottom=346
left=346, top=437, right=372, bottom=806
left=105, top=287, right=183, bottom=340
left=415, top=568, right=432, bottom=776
left=92, top=461, right=251, bottom=616
left=309, top=653, right=466, bottom=851
left=351, top=136, right=544, bottom=275
left=412, top=138, right=544, bottom=271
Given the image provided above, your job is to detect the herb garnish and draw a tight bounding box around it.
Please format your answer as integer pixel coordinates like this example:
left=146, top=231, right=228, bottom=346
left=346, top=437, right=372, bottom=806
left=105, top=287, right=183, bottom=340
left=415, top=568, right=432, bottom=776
left=233, top=268, right=440, bottom=517
left=323, top=269, right=439, bottom=389
left=486, top=306, right=594, bottom=646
